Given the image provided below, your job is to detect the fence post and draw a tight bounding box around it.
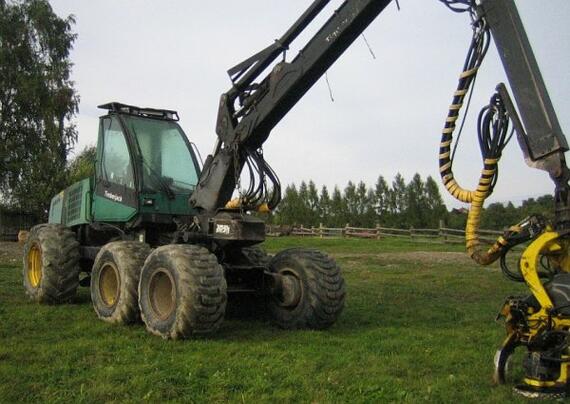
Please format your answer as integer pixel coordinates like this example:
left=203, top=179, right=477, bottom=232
left=376, top=223, right=381, bottom=240
left=439, top=219, right=447, bottom=244
left=344, top=223, right=350, bottom=238
left=410, top=226, right=415, bottom=240
left=319, top=223, right=324, bottom=238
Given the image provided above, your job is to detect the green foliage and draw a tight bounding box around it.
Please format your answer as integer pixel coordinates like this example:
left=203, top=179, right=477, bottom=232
left=274, top=173, right=448, bottom=229
left=374, top=175, right=390, bottom=222
left=66, top=146, right=96, bottom=186
left=0, top=238, right=529, bottom=402
left=391, top=173, right=407, bottom=217
left=0, top=0, right=78, bottom=217
left=344, top=181, right=358, bottom=224
left=273, top=184, right=301, bottom=226
left=330, top=186, right=347, bottom=227
left=425, top=176, right=448, bottom=226
left=520, top=195, right=554, bottom=222
left=319, top=185, right=331, bottom=224
left=447, top=208, right=468, bottom=229
left=447, top=196, right=554, bottom=231
left=480, top=197, right=554, bottom=230
left=405, top=173, right=427, bottom=228
left=273, top=172, right=553, bottom=231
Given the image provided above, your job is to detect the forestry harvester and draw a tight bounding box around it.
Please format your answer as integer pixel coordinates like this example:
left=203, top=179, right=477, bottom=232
left=23, top=0, right=570, bottom=398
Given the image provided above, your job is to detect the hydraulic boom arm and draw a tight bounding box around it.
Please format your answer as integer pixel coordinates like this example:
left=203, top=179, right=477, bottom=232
left=189, top=0, right=393, bottom=213
left=190, top=0, right=569, bottom=249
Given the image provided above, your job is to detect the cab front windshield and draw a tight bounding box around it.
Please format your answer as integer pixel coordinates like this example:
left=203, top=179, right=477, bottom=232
left=123, top=116, right=199, bottom=194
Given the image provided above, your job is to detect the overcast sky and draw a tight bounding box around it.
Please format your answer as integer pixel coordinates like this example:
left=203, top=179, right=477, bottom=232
left=48, top=0, right=570, bottom=208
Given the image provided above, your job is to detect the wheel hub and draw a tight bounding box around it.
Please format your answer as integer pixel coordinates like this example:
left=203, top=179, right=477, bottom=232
left=99, top=263, right=120, bottom=307
left=275, top=269, right=303, bottom=308
left=27, top=243, right=42, bottom=288
left=148, top=269, right=176, bottom=320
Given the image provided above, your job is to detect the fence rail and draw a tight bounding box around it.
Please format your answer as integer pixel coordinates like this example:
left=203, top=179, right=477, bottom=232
left=0, top=211, right=506, bottom=246
left=265, top=222, right=504, bottom=245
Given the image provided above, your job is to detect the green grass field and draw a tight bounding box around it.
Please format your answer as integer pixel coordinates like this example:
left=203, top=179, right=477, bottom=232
left=0, top=238, right=536, bottom=403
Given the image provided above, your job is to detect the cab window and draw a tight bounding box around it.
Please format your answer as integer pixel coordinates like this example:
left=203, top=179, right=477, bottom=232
left=100, top=117, right=134, bottom=189
left=123, top=116, right=199, bottom=194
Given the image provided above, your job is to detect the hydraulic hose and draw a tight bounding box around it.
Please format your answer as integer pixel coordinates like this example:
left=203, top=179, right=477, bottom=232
left=439, top=9, right=513, bottom=265
left=439, top=10, right=490, bottom=204
left=464, top=160, right=508, bottom=265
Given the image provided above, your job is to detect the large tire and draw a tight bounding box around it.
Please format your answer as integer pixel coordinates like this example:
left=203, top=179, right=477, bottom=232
left=138, top=245, right=227, bottom=339
left=90, top=241, right=150, bottom=324
left=22, top=224, right=80, bottom=304
left=241, top=246, right=271, bottom=267
left=267, top=248, right=345, bottom=330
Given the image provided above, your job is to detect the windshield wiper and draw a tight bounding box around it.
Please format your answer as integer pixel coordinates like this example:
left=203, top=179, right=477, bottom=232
left=127, top=123, right=176, bottom=200
left=141, top=159, right=176, bottom=200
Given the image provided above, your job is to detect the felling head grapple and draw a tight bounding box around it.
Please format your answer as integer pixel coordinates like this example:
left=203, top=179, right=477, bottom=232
left=491, top=222, right=570, bottom=399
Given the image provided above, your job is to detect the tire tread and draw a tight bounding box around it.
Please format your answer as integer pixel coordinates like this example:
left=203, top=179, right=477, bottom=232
left=23, top=224, right=80, bottom=304
left=268, top=247, right=345, bottom=330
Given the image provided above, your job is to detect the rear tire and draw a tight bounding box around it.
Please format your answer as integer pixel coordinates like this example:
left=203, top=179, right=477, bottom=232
left=267, top=248, right=345, bottom=330
left=23, top=224, right=80, bottom=304
left=90, top=241, right=150, bottom=324
left=241, top=246, right=271, bottom=267
left=138, top=245, right=227, bottom=339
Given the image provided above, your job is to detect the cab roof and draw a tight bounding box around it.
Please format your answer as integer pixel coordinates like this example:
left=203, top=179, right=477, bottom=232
left=98, top=102, right=179, bottom=121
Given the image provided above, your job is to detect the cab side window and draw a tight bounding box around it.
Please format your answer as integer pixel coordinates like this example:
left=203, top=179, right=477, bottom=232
left=100, top=117, right=134, bottom=189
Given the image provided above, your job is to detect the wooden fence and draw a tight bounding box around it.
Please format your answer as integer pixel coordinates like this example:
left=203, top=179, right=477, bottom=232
left=0, top=210, right=37, bottom=241
left=265, top=222, right=504, bottom=245
left=0, top=210, right=506, bottom=246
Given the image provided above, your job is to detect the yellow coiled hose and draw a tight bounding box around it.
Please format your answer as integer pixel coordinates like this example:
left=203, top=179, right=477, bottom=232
left=439, top=18, right=510, bottom=265
left=462, top=159, right=509, bottom=265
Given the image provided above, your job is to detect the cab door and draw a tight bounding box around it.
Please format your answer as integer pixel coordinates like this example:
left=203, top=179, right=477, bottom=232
left=92, top=116, right=138, bottom=222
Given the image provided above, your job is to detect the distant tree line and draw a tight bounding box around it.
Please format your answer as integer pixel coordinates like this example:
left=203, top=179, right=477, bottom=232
left=269, top=173, right=555, bottom=231
left=271, top=173, right=447, bottom=229
left=446, top=195, right=554, bottom=230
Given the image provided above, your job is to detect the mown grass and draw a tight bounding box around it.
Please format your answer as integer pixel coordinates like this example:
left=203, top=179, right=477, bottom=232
left=0, top=237, right=539, bottom=403
left=264, top=236, right=466, bottom=254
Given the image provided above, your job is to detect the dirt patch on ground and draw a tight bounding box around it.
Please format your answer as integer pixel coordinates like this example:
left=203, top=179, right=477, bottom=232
left=0, top=242, right=23, bottom=266
left=334, top=251, right=474, bottom=266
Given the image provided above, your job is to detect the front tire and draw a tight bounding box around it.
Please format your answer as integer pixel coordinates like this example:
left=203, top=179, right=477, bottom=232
left=267, top=248, right=345, bottom=330
left=90, top=241, right=150, bottom=324
left=23, top=224, right=80, bottom=304
left=138, top=245, right=227, bottom=339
